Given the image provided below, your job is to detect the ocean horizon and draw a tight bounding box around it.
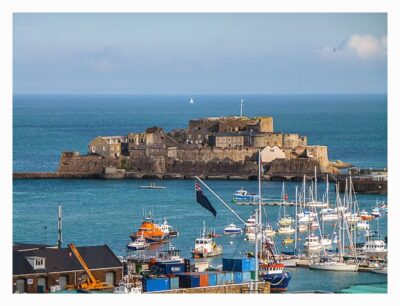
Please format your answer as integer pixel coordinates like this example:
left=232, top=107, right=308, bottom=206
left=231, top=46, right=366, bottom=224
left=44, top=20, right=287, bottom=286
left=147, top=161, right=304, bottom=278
left=13, top=93, right=387, bottom=172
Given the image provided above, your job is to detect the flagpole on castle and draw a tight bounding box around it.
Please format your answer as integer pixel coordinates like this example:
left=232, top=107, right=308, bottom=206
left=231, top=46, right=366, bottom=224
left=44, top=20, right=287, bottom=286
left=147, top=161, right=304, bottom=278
left=195, top=176, right=246, bottom=225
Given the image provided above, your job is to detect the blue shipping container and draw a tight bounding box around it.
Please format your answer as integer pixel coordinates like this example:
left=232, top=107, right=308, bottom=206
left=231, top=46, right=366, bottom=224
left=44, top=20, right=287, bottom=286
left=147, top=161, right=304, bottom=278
left=169, top=276, right=179, bottom=290
left=206, top=272, right=217, bottom=286
left=153, top=262, right=186, bottom=275
left=216, top=271, right=234, bottom=285
left=225, top=271, right=234, bottom=284
left=242, top=271, right=252, bottom=283
left=143, top=278, right=170, bottom=292
left=233, top=271, right=243, bottom=284
left=178, top=274, right=201, bottom=288
left=248, top=258, right=256, bottom=271
left=216, top=272, right=227, bottom=285
left=222, top=258, right=256, bottom=272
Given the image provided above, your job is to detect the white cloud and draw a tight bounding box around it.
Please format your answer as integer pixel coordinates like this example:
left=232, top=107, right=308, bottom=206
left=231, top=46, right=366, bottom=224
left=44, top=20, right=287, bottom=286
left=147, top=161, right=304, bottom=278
left=347, top=34, right=387, bottom=59
left=317, top=34, right=387, bottom=60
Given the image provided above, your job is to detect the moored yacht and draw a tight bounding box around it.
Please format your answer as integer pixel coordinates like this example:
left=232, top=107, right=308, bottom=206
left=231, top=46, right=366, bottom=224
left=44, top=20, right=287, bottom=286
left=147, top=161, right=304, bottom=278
left=224, top=223, right=242, bottom=235
left=309, top=256, right=359, bottom=272
left=303, top=234, right=321, bottom=252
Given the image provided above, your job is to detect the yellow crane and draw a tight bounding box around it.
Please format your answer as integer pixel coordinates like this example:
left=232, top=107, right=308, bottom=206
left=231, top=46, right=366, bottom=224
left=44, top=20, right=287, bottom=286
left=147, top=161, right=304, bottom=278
left=68, top=243, right=114, bottom=291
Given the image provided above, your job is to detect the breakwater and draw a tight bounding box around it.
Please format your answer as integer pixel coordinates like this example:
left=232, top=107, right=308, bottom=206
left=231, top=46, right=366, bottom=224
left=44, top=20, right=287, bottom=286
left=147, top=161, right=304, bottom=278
left=12, top=171, right=333, bottom=181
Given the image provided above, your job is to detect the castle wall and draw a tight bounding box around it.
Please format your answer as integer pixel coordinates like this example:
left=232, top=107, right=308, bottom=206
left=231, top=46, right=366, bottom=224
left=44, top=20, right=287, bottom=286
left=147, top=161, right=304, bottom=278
left=176, top=147, right=258, bottom=162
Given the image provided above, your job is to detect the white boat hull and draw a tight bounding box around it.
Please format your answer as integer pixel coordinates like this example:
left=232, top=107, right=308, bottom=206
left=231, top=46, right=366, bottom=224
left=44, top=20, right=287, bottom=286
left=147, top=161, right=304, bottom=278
left=310, top=263, right=359, bottom=272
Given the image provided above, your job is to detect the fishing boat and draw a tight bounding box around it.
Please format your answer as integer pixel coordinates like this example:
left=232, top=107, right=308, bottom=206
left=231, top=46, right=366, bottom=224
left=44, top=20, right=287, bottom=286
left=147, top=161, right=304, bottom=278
left=139, top=182, right=166, bottom=189
left=153, top=242, right=185, bottom=264
left=224, top=223, right=242, bottom=235
left=130, top=214, right=167, bottom=243
left=191, top=222, right=223, bottom=258
left=232, top=187, right=260, bottom=203
left=158, top=218, right=179, bottom=237
left=126, top=234, right=151, bottom=250
left=259, top=262, right=292, bottom=292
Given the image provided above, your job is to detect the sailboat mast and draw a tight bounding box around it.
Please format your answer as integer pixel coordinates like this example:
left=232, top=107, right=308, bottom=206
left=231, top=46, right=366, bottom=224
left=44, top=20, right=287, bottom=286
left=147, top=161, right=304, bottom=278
left=295, top=186, right=298, bottom=254
left=326, top=174, right=329, bottom=205
left=254, top=150, right=262, bottom=288
left=314, top=166, right=318, bottom=202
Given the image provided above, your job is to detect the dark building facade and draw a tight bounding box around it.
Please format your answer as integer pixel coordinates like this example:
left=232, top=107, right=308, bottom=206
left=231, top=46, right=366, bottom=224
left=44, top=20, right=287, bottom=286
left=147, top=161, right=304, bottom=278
left=13, top=243, right=123, bottom=293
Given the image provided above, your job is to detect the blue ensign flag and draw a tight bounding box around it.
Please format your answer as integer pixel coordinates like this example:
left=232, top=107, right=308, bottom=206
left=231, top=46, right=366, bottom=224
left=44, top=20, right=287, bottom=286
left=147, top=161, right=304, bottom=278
left=195, top=181, right=217, bottom=217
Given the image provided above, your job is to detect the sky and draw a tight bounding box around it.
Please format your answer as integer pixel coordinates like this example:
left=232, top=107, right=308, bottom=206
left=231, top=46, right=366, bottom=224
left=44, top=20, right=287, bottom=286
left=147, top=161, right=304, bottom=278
left=13, top=13, right=387, bottom=95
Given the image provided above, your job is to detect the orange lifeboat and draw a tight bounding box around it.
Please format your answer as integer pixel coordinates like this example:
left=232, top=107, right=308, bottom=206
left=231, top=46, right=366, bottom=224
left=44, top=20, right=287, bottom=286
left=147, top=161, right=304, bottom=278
left=130, top=216, right=167, bottom=243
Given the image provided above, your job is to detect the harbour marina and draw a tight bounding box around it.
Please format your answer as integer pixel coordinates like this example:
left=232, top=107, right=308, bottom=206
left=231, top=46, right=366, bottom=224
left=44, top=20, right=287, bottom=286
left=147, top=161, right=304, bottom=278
left=13, top=174, right=387, bottom=293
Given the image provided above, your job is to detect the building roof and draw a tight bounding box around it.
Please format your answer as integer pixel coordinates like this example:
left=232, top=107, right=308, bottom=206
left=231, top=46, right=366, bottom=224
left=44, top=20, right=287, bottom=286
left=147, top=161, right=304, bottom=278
left=13, top=244, right=122, bottom=276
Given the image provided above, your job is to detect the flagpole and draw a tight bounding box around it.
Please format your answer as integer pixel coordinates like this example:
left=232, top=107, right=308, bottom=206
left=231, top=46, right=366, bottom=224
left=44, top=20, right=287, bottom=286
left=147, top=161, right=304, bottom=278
left=195, top=176, right=246, bottom=225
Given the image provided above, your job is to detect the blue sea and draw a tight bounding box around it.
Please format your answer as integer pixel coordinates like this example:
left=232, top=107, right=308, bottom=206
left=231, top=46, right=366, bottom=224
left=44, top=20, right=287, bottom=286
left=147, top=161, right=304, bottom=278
left=13, top=94, right=387, bottom=292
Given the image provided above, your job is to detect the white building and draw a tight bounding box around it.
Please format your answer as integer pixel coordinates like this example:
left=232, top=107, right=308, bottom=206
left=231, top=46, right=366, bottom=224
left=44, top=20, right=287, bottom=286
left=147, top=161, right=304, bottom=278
left=260, top=145, right=286, bottom=163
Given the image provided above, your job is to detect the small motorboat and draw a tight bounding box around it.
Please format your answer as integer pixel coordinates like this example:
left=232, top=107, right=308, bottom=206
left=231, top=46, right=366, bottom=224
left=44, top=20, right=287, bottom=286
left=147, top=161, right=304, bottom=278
left=127, top=234, right=151, bottom=250
left=139, top=182, right=166, bottom=189
left=232, top=187, right=260, bottom=203
left=360, top=210, right=374, bottom=220
left=224, top=223, right=242, bottom=235
left=371, top=208, right=381, bottom=218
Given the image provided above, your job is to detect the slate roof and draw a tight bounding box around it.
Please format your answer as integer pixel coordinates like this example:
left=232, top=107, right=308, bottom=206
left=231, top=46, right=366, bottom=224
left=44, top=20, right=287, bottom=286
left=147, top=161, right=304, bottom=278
left=13, top=244, right=122, bottom=276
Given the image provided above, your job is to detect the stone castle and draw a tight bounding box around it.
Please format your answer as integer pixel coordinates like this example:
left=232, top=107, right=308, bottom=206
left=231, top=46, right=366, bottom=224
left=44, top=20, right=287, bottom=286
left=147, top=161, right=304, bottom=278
left=57, top=116, right=345, bottom=179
